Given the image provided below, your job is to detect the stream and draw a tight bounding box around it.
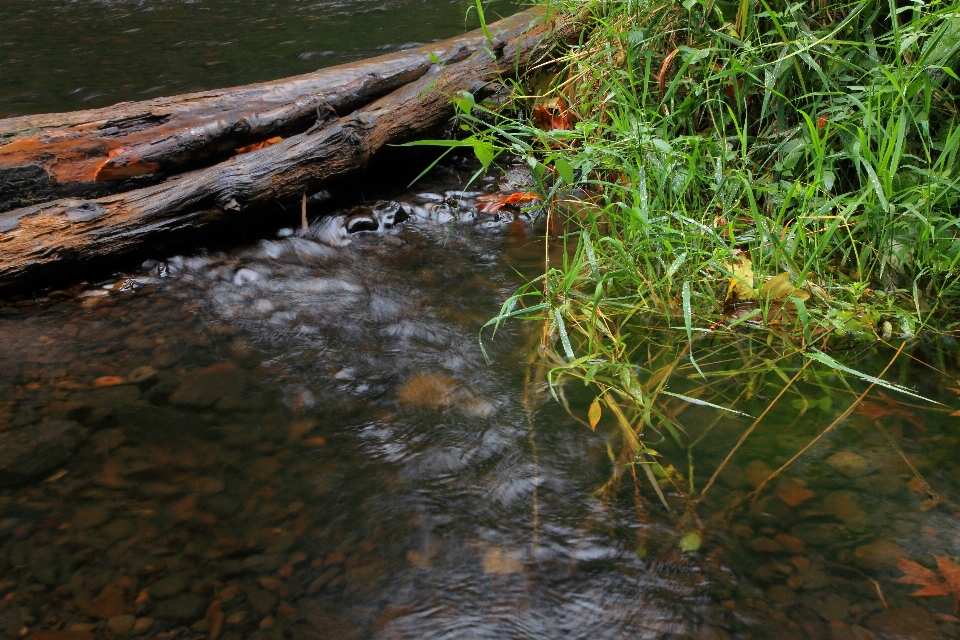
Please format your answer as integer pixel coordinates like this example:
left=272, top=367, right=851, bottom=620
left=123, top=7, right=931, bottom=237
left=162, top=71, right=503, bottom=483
left=2, top=1, right=960, bottom=639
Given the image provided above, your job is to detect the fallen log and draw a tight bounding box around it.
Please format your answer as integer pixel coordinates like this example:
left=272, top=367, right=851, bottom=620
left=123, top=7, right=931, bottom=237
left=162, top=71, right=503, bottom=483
left=0, top=8, right=580, bottom=292
left=0, top=9, right=538, bottom=214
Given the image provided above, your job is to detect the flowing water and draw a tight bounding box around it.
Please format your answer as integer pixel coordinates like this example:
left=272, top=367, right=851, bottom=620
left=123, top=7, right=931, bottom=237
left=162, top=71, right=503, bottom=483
left=2, top=1, right=960, bottom=639
left=0, top=0, right=519, bottom=118
left=0, top=157, right=958, bottom=640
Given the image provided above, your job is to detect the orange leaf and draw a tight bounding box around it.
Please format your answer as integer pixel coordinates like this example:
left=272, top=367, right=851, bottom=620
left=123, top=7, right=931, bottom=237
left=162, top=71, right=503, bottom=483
left=588, top=398, right=602, bottom=431
left=936, top=556, right=960, bottom=593
left=476, top=192, right=540, bottom=213
left=236, top=136, right=283, bottom=154
left=897, top=556, right=956, bottom=598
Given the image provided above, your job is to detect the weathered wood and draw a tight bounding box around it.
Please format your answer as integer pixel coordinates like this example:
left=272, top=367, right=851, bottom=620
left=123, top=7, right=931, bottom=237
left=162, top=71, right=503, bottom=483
left=0, top=10, right=580, bottom=292
left=0, top=10, right=540, bottom=214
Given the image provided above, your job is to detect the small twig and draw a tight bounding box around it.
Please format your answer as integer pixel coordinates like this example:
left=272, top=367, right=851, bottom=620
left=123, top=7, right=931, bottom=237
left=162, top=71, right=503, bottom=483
left=301, top=192, right=308, bottom=231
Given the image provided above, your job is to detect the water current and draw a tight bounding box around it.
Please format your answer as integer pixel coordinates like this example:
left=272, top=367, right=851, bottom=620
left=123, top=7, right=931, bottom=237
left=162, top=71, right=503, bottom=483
left=2, top=1, right=960, bottom=639
left=0, top=155, right=958, bottom=640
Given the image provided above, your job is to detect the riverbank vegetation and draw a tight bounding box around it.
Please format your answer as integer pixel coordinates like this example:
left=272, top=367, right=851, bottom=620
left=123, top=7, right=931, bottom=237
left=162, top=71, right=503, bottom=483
left=457, top=0, right=960, bottom=517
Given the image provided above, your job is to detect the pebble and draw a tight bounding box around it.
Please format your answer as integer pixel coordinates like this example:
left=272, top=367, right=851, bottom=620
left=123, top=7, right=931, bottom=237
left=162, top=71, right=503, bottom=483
left=149, top=573, right=189, bottom=599
left=853, top=540, right=907, bottom=570
left=750, top=537, right=783, bottom=553
left=106, top=614, right=136, bottom=634
left=866, top=605, right=944, bottom=640
left=791, top=522, right=845, bottom=546
left=776, top=485, right=816, bottom=508
left=169, top=361, right=243, bottom=408
left=0, top=420, right=87, bottom=488
left=745, top=461, right=773, bottom=488
left=825, top=452, right=873, bottom=478
left=151, top=592, right=205, bottom=621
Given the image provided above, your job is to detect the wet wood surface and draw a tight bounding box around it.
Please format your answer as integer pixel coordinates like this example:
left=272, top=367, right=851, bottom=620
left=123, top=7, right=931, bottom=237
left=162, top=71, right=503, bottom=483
left=0, top=8, right=580, bottom=292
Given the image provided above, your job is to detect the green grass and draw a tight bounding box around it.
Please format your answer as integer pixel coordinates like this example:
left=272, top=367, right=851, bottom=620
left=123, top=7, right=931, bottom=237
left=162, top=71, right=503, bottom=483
left=458, top=0, right=960, bottom=516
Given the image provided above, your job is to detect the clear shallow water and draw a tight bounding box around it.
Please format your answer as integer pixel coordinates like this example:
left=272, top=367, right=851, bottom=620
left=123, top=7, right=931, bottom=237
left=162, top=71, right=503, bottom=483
left=0, top=159, right=958, bottom=639
left=0, top=0, right=520, bottom=118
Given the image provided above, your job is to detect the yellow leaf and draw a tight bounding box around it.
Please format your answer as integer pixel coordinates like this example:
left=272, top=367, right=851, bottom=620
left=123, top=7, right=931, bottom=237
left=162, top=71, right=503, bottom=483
left=951, top=409, right=960, bottom=417
left=759, top=272, right=810, bottom=303
left=725, top=252, right=756, bottom=302
left=588, top=397, right=602, bottom=430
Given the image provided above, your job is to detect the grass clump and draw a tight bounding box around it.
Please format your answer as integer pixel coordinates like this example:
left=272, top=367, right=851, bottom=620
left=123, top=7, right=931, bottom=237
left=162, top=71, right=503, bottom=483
left=459, top=0, right=960, bottom=513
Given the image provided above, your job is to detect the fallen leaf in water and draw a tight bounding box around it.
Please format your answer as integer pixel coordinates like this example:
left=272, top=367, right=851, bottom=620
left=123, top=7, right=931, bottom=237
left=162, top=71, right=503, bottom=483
left=532, top=97, right=573, bottom=131
left=476, top=192, right=540, bottom=213
left=482, top=547, right=524, bottom=575
left=236, top=136, right=283, bottom=154
left=897, top=556, right=960, bottom=612
left=302, top=436, right=326, bottom=447
left=856, top=391, right=926, bottom=430
left=588, top=398, right=602, bottom=431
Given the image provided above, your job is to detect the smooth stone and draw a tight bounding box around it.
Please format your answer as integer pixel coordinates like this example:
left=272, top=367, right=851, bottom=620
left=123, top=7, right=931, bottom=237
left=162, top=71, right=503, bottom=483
left=149, top=572, right=190, bottom=599
left=128, top=366, right=158, bottom=384
left=825, top=452, right=873, bottom=478
left=825, top=490, right=869, bottom=524
left=133, top=618, right=154, bottom=633
left=151, top=592, right=205, bottom=621
left=853, top=540, right=907, bottom=570
left=745, top=460, right=773, bottom=488
left=791, top=522, right=845, bottom=546
left=819, top=594, right=850, bottom=622
left=73, top=504, right=113, bottom=529
left=866, top=605, right=943, bottom=640
left=0, top=420, right=87, bottom=488
left=246, top=587, right=278, bottom=616
left=797, top=567, right=832, bottom=590
left=107, top=615, right=136, bottom=634
left=768, top=584, right=797, bottom=604
left=854, top=473, right=905, bottom=496
left=750, top=537, right=784, bottom=553
left=169, top=361, right=243, bottom=408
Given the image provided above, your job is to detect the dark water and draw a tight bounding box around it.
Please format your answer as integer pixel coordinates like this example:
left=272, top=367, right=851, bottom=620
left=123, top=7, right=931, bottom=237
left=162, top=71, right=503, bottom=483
left=0, top=158, right=958, bottom=639
left=2, top=1, right=960, bottom=637
left=0, top=0, right=520, bottom=118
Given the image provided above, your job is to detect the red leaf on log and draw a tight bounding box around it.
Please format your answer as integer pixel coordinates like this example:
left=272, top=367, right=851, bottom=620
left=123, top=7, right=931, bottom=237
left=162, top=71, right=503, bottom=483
left=476, top=192, right=540, bottom=213
left=236, top=136, right=283, bottom=154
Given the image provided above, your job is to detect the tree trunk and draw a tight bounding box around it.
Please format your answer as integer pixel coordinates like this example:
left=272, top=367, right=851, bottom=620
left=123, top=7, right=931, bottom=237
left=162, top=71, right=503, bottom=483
left=0, top=8, right=579, bottom=292
left=0, top=9, right=542, bottom=214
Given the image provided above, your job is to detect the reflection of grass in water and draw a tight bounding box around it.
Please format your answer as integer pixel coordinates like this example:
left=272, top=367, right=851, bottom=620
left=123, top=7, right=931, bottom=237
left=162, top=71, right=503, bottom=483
left=460, top=0, right=960, bottom=534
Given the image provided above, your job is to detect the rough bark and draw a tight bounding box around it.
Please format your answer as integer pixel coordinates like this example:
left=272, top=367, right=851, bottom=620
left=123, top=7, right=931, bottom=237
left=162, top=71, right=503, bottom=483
left=0, top=10, right=539, bottom=213
left=0, top=9, right=579, bottom=292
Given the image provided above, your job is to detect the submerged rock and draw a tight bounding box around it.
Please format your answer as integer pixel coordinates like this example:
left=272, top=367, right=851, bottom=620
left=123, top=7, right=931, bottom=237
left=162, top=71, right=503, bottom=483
left=866, top=605, right=943, bottom=640
left=0, top=420, right=87, bottom=488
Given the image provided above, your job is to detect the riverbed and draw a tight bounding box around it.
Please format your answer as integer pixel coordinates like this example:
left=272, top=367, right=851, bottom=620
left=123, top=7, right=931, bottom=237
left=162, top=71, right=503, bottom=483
left=1, top=1, right=960, bottom=638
